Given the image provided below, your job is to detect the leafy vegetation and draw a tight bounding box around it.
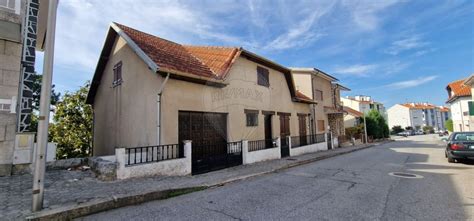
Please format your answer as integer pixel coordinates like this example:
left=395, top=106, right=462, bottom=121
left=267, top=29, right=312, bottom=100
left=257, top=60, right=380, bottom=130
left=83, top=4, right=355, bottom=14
left=422, top=126, right=434, bottom=134
left=364, top=110, right=389, bottom=139
left=445, top=119, right=453, bottom=132
left=29, top=73, right=61, bottom=133
left=49, top=82, right=93, bottom=159
left=391, top=125, right=404, bottom=134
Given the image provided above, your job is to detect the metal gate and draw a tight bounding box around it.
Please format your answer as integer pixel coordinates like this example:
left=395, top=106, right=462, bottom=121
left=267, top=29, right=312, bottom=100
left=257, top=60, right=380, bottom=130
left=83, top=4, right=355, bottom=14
left=327, top=132, right=332, bottom=149
left=178, top=111, right=242, bottom=175
left=279, top=114, right=290, bottom=157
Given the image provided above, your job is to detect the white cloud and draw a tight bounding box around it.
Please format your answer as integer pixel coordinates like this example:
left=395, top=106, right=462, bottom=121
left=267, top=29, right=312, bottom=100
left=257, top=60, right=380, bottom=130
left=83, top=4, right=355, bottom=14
left=342, top=0, right=401, bottom=31
left=333, top=64, right=378, bottom=77
left=385, top=35, right=430, bottom=55
left=386, top=75, right=438, bottom=89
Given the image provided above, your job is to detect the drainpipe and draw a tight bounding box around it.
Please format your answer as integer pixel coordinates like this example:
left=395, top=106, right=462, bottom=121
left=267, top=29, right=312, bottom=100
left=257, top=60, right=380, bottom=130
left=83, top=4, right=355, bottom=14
left=311, top=74, right=316, bottom=136
left=157, top=73, right=170, bottom=145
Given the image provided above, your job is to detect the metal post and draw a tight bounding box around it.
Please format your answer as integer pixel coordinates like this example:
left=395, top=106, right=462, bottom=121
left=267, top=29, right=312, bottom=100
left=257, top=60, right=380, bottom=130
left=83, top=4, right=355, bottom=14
left=32, top=0, right=59, bottom=212
left=363, top=114, right=368, bottom=144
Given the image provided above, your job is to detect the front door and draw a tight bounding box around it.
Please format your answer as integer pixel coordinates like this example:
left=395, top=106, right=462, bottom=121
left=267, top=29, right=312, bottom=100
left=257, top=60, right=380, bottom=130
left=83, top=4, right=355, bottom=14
left=279, top=114, right=290, bottom=157
left=298, top=115, right=307, bottom=145
left=264, top=114, right=273, bottom=148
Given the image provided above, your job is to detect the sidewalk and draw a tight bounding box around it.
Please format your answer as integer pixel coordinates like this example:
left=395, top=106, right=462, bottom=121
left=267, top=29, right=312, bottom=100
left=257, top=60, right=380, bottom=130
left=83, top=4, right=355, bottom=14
left=0, top=141, right=390, bottom=221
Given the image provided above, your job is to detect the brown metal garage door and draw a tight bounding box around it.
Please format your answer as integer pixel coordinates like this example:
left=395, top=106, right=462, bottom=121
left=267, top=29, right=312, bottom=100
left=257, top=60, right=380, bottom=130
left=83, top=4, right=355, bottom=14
left=178, top=111, right=241, bottom=175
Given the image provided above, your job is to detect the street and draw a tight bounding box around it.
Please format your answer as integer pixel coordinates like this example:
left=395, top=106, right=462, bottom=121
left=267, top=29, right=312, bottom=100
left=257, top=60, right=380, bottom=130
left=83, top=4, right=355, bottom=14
left=79, top=135, right=474, bottom=220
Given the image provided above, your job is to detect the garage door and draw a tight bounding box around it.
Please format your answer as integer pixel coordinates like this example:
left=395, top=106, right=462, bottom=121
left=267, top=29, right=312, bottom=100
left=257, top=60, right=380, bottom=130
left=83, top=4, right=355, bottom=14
left=178, top=111, right=242, bottom=175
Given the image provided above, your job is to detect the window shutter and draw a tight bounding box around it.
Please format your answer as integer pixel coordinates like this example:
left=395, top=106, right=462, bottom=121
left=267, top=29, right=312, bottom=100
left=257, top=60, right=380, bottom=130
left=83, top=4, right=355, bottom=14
left=257, top=66, right=269, bottom=87
left=469, top=101, right=474, bottom=116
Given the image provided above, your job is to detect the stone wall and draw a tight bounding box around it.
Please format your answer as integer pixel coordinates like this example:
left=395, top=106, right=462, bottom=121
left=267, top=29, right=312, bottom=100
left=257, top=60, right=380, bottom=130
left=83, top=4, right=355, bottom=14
left=0, top=39, right=22, bottom=176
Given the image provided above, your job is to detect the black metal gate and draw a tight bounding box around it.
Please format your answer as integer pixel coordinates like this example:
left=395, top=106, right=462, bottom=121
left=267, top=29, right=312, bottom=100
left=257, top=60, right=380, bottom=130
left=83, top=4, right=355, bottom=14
left=281, top=136, right=290, bottom=157
left=327, top=132, right=332, bottom=149
left=178, top=111, right=242, bottom=175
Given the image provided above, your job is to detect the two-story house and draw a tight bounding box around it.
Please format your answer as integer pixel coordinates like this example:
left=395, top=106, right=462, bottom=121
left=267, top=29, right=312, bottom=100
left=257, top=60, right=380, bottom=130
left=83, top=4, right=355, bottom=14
left=341, top=95, right=386, bottom=118
left=86, top=23, right=316, bottom=174
left=446, top=78, right=472, bottom=132
left=291, top=68, right=350, bottom=147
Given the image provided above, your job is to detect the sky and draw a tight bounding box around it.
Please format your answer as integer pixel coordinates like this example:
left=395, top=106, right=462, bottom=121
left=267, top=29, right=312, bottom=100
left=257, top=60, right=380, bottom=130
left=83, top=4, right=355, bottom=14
left=36, top=0, right=474, bottom=108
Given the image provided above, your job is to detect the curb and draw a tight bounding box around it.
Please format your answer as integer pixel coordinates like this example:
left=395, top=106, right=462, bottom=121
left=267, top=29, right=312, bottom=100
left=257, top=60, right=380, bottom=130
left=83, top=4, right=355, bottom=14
left=26, top=141, right=391, bottom=220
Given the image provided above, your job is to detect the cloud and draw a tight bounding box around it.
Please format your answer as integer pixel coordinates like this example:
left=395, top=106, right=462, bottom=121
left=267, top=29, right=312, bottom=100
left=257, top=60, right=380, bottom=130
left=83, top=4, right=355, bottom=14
left=385, top=35, right=430, bottom=55
left=386, top=75, right=438, bottom=89
left=342, top=0, right=401, bottom=31
left=333, top=64, right=378, bottom=77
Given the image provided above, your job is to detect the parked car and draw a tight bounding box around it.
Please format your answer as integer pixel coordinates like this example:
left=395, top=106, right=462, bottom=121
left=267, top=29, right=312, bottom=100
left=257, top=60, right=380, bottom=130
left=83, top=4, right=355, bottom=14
left=414, top=130, right=424, bottom=135
left=397, top=131, right=410, bottom=137
left=445, top=132, right=474, bottom=163
left=438, top=130, right=449, bottom=136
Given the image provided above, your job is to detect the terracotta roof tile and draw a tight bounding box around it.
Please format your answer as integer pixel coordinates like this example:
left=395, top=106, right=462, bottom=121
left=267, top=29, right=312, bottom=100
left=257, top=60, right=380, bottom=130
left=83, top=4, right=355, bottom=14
left=296, top=90, right=311, bottom=100
left=343, top=106, right=363, bottom=117
left=401, top=103, right=437, bottom=109
left=116, top=23, right=238, bottom=79
left=447, top=79, right=471, bottom=102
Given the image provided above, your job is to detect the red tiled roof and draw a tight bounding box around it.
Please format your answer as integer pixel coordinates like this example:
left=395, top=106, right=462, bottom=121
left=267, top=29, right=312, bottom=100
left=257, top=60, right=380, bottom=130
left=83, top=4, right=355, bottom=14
left=439, top=106, right=450, bottom=112
left=343, top=106, right=363, bottom=117
left=116, top=23, right=238, bottom=79
left=296, top=91, right=311, bottom=100
left=447, top=79, right=471, bottom=102
left=401, top=103, right=436, bottom=109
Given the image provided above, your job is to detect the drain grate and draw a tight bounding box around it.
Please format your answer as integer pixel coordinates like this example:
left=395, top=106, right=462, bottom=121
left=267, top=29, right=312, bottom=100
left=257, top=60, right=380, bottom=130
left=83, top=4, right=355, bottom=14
left=388, top=172, right=423, bottom=179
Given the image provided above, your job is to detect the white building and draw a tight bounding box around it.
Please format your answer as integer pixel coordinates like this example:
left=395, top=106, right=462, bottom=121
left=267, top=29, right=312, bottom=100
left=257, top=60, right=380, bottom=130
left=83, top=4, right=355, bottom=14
left=387, top=103, right=450, bottom=131
left=446, top=79, right=472, bottom=132
left=341, top=95, right=386, bottom=118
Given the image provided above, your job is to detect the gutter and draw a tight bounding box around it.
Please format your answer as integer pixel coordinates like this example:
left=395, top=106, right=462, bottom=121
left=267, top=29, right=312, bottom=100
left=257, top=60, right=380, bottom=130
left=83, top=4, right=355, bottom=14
left=157, top=73, right=170, bottom=145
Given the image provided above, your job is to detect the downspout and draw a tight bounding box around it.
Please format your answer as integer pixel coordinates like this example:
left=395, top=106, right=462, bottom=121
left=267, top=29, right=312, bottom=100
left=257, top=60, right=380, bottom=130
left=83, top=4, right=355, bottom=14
left=157, top=73, right=170, bottom=145
left=311, top=74, right=316, bottom=136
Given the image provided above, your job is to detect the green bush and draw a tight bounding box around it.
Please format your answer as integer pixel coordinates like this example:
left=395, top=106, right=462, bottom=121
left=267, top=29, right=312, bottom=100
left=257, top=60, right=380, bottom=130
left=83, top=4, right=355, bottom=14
left=364, top=110, right=389, bottom=139
left=391, top=125, right=404, bottom=134
left=445, top=119, right=453, bottom=132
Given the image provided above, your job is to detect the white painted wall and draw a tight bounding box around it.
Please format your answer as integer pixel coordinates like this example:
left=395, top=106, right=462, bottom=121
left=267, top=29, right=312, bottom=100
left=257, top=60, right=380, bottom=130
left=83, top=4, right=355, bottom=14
left=242, top=139, right=281, bottom=165
left=289, top=135, right=328, bottom=156
left=115, top=141, right=191, bottom=179
left=387, top=104, right=411, bottom=129
left=449, top=97, right=471, bottom=132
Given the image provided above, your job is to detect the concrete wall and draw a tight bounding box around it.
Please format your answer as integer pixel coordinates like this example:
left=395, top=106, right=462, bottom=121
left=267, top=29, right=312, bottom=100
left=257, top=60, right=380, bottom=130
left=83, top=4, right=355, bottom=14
left=115, top=141, right=191, bottom=179
left=242, top=139, right=281, bottom=164
left=344, top=115, right=358, bottom=128
left=92, top=36, right=163, bottom=155
left=289, top=136, right=328, bottom=157
left=387, top=104, right=411, bottom=129
left=293, top=73, right=312, bottom=99
left=92, top=36, right=311, bottom=155
left=448, top=97, right=471, bottom=132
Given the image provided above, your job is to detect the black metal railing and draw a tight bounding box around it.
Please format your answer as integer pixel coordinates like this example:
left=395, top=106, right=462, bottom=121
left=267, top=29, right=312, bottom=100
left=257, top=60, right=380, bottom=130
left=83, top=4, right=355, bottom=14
left=248, top=139, right=277, bottom=152
left=125, top=144, right=183, bottom=166
left=291, top=133, right=326, bottom=148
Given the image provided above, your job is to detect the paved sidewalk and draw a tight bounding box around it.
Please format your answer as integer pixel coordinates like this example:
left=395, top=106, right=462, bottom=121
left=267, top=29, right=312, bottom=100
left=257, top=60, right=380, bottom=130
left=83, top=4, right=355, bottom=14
left=0, top=141, right=388, bottom=220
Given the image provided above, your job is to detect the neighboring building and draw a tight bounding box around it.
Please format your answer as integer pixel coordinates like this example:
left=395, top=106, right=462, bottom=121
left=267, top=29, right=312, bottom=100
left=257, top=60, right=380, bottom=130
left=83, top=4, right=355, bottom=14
left=341, top=95, right=386, bottom=118
left=387, top=103, right=450, bottom=131
left=446, top=78, right=472, bottom=132
left=86, top=23, right=316, bottom=174
left=343, top=106, right=363, bottom=128
left=291, top=68, right=350, bottom=145
left=463, top=74, right=474, bottom=131
left=0, top=0, right=51, bottom=176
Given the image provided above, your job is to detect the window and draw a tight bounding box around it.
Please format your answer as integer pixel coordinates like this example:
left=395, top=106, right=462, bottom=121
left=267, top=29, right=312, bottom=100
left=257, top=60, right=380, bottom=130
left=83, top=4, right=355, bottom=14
left=314, top=90, right=323, bottom=101
left=257, top=66, right=269, bottom=87
left=245, top=109, right=258, bottom=126
left=0, top=0, right=19, bottom=14
left=317, top=120, right=325, bottom=132
left=113, top=61, right=123, bottom=86
left=0, top=99, right=12, bottom=112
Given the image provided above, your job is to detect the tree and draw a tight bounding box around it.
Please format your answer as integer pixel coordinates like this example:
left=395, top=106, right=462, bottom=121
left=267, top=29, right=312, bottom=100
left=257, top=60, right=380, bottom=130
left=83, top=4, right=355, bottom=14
left=405, top=126, right=413, bottom=131
left=391, top=125, right=404, bottom=134
left=422, top=126, right=434, bottom=134
left=29, top=73, right=61, bottom=132
left=49, top=82, right=92, bottom=159
left=445, top=119, right=453, bottom=132
left=365, top=110, right=389, bottom=139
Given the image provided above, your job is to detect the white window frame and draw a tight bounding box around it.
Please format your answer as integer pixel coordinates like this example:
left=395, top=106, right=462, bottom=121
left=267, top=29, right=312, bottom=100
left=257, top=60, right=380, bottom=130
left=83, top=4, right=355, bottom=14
left=0, top=0, right=20, bottom=14
left=0, top=98, right=14, bottom=113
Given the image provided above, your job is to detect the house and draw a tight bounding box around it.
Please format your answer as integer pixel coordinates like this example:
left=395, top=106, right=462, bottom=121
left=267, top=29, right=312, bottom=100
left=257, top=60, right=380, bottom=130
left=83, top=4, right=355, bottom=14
left=343, top=106, right=363, bottom=128
left=463, top=74, right=474, bottom=131
left=387, top=103, right=450, bottom=131
left=291, top=68, right=350, bottom=147
left=86, top=23, right=321, bottom=175
left=446, top=78, right=472, bottom=132
left=341, top=95, right=386, bottom=119
left=0, top=0, right=51, bottom=176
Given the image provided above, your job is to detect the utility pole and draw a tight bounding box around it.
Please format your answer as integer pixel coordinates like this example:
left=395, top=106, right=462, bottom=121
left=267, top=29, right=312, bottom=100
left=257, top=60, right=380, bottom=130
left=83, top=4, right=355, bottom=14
left=363, top=113, right=368, bottom=143
left=32, top=0, right=59, bottom=212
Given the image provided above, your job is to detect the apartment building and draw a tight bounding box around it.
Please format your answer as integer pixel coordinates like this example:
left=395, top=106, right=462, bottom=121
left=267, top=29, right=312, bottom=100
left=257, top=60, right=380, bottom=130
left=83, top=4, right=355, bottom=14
left=341, top=95, right=386, bottom=118
left=387, top=103, right=450, bottom=131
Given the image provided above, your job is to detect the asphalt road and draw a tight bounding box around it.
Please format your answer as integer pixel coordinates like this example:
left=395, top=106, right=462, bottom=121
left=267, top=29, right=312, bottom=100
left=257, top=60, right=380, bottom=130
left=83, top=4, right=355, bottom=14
left=79, top=135, right=474, bottom=220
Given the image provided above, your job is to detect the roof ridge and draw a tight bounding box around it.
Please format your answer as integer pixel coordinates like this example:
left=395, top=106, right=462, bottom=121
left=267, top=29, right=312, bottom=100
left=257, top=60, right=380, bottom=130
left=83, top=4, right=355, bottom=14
left=182, top=45, right=239, bottom=50
left=113, top=22, right=182, bottom=47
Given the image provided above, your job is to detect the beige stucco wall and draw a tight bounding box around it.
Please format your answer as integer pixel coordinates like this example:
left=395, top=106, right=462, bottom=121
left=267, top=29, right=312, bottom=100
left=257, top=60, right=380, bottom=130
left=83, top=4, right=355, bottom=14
left=92, top=36, right=163, bottom=155
left=293, top=73, right=312, bottom=99
left=92, top=37, right=311, bottom=155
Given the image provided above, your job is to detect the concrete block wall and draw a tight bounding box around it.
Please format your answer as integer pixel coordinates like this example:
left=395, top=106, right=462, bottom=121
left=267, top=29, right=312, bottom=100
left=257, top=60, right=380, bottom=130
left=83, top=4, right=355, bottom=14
left=242, top=138, right=281, bottom=165
left=289, top=135, right=328, bottom=157
left=0, top=39, right=22, bottom=176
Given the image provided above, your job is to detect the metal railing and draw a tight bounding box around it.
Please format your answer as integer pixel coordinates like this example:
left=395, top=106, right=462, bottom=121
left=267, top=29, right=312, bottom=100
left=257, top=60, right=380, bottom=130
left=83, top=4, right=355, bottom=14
left=125, top=144, right=183, bottom=166
left=291, top=134, right=326, bottom=148
left=227, top=141, right=242, bottom=154
left=248, top=139, right=277, bottom=152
